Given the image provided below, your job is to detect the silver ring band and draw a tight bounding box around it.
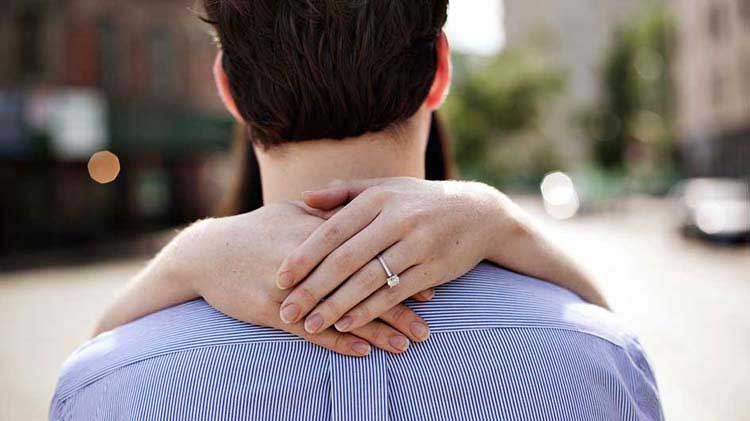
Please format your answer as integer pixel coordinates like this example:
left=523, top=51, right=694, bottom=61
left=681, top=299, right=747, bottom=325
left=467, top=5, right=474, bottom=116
left=377, top=255, right=400, bottom=288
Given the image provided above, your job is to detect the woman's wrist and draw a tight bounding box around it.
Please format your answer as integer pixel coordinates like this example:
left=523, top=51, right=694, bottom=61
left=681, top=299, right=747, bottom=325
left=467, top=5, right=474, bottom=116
left=487, top=189, right=530, bottom=262
left=465, top=182, right=609, bottom=308
left=453, top=181, right=522, bottom=262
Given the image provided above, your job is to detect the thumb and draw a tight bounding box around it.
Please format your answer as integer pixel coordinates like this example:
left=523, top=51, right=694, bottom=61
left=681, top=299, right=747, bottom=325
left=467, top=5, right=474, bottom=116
left=302, top=178, right=387, bottom=210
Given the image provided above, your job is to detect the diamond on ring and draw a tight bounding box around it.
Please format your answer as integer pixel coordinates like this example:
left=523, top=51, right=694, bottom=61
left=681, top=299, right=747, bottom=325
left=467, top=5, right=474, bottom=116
left=387, top=274, right=400, bottom=288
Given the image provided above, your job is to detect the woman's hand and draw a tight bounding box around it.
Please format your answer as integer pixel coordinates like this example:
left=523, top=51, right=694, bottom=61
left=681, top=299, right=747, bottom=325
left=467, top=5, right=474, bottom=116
left=95, top=201, right=432, bottom=357
left=276, top=177, right=608, bottom=335
left=275, top=178, right=507, bottom=334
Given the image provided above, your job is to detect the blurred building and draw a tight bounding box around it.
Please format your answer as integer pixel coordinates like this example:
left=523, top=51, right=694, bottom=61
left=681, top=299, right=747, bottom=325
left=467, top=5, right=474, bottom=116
left=0, top=0, right=234, bottom=257
left=504, top=0, right=750, bottom=178
left=503, top=0, right=643, bottom=165
left=670, top=0, right=750, bottom=177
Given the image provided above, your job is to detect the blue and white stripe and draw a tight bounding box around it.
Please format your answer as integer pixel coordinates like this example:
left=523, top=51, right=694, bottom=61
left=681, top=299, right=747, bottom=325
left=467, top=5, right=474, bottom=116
left=50, top=263, right=663, bottom=420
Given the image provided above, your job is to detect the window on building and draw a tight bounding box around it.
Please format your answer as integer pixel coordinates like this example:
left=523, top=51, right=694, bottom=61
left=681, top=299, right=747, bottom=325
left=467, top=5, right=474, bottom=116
left=99, top=21, right=121, bottom=94
left=18, top=8, right=44, bottom=76
left=708, top=4, right=724, bottom=40
left=65, top=23, right=100, bottom=86
left=712, top=70, right=725, bottom=109
left=740, top=0, right=750, bottom=23
left=742, top=54, right=750, bottom=113
left=148, top=29, right=176, bottom=99
left=98, top=20, right=132, bottom=97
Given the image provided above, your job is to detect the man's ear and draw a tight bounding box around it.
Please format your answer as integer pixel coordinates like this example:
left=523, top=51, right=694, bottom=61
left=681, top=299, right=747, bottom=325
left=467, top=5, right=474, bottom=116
left=424, top=32, right=452, bottom=111
left=213, top=52, right=244, bottom=122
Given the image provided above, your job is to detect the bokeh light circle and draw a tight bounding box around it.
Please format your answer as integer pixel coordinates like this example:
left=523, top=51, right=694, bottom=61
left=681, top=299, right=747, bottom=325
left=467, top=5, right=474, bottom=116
left=88, top=151, right=121, bottom=184
left=541, top=172, right=580, bottom=220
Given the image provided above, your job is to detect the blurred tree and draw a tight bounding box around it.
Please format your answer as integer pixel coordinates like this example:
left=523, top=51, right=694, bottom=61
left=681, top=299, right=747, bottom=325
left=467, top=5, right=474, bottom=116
left=581, top=2, right=677, bottom=188
left=443, top=48, right=565, bottom=188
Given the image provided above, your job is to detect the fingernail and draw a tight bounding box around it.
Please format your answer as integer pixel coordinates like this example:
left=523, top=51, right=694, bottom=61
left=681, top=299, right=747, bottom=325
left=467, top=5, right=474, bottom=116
left=389, top=335, right=410, bottom=352
left=280, top=303, right=300, bottom=324
left=424, top=289, right=436, bottom=300
left=305, top=313, right=324, bottom=333
left=277, top=271, right=294, bottom=289
left=351, top=341, right=371, bottom=356
left=410, top=322, right=430, bottom=341
left=335, top=316, right=353, bottom=332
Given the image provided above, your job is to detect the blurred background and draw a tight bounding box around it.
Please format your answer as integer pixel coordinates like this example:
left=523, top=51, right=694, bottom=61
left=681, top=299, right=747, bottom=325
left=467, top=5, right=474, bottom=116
left=1, top=0, right=748, bottom=419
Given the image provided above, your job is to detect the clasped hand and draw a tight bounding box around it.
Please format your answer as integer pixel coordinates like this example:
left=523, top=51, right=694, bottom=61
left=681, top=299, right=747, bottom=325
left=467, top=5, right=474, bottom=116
left=275, top=178, right=504, bottom=348
left=190, top=178, right=504, bottom=357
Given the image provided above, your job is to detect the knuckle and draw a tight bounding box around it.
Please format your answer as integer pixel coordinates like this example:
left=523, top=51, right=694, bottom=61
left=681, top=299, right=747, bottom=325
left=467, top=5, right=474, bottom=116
left=399, top=218, right=414, bottom=235
left=400, top=211, right=422, bottom=234
left=414, top=226, right=436, bottom=247
left=259, top=290, right=278, bottom=306
left=357, top=264, right=382, bottom=290
left=322, top=224, right=341, bottom=243
left=288, top=253, right=307, bottom=270
left=366, top=187, right=390, bottom=204
left=370, top=323, right=388, bottom=343
left=354, top=206, right=373, bottom=222
left=332, top=333, right=348, bottom=353
left=389, top=305, right=411, bottom=325
left=294, top=285, right=319, bottom=307
left=330, top=249, right=354, bottom=273
left=353, top=304, right=372, bottom=323
left=409, top=207, right=430, bottom=226
left=320, top=299, right=342, bottom=319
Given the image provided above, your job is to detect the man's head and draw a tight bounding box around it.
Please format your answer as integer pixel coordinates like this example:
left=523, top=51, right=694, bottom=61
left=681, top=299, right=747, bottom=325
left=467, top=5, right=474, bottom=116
left=204, top=0, right=451, bottom=147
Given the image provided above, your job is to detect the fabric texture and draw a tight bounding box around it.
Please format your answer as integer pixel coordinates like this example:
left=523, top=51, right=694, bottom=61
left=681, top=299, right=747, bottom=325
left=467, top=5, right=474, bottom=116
left=50, top=263, right=663, bottom=420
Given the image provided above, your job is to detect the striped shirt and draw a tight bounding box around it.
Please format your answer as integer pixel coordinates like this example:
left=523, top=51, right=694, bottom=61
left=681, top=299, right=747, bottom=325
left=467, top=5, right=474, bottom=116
left=50, top=263, right=663, bottom=420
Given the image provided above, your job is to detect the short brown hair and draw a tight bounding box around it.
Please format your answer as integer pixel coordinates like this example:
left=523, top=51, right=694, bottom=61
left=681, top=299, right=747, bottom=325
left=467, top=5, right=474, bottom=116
left=203, top=0, right=449, bottom=147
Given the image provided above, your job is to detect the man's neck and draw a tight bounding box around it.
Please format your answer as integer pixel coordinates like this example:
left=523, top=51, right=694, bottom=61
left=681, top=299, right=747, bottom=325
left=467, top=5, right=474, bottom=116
left=255, top=127, right=428, bottom=204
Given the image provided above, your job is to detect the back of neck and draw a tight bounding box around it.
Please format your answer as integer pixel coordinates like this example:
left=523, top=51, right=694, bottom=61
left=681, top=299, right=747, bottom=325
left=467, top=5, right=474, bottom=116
left=255, top=129, right=427, bottom=204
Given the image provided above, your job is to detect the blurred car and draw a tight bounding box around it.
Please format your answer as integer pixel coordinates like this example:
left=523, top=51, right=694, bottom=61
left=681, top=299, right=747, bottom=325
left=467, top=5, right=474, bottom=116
left=672, top=178, right=750, bottom=243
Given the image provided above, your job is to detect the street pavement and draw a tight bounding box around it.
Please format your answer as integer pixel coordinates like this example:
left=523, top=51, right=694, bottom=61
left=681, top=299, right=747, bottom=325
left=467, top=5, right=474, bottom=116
left=1, top=197, right=748, bottom=420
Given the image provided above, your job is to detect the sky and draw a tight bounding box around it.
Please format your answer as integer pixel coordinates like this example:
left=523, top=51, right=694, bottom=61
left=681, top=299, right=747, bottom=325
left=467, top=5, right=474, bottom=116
left=444, top=0, right=506, bottom=55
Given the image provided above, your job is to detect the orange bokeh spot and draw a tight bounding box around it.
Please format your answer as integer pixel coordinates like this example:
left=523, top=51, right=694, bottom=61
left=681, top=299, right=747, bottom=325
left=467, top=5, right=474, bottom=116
left=88, top=151, right=121, bottom=184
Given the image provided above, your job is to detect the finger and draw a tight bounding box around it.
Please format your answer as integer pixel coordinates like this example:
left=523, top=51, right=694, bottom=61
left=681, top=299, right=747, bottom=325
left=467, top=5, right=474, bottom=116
left=293, top=201, right=334, bottom=219
left=297, top=239, right=416, bottom=333
left=350, top=320, right=411, bottom=354
left=276, top=192, right=382, bottom=289
left=411, top=289, right=436, bottom=302
left=376, top=304, right=431, bottom=342
left=280, top=320, right=372, bottom=357
left=276, top=314, right=411, bottom=356
left=337, top=264, right=436, bottom=332
left=302, top=179, right=388, bottom=210
left=301, top=188, right=351, bottom=211
left=295, top=201, right=343, bottom=220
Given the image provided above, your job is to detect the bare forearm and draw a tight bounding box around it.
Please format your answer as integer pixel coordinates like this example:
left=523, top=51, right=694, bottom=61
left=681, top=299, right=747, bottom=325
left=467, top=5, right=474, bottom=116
left=93, top=227, right=202, bottom=336
left=487, top=189, right=609, bottom=309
